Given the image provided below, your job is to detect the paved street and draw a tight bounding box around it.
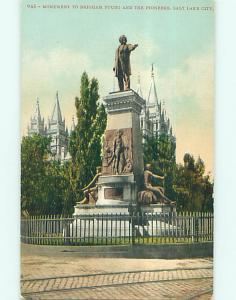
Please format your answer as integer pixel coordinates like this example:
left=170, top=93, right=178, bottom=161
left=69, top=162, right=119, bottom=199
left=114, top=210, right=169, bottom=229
left=21, top=244, right=213, bottom=299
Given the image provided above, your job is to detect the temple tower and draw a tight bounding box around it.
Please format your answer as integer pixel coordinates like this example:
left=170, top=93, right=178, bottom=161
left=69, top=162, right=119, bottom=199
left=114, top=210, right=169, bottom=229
left=28, top=98, right=46, bottom=136
left=47, top=91, right=68, bottom=160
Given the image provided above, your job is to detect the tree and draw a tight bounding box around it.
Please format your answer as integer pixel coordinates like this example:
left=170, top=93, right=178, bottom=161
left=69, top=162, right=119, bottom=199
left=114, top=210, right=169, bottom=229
left=21, top=134, right=51, bottom=214
left=43, top=160, right=73, bottom=215
left=143, top=133, right=176, bottom=200
left=21, top=73, right=107, bottom=215
left=143, top=133, right=213, bottom=211
left=173, top=154, right=214, bottom=211
left=21, top=134, right=74, bottom=215
left=69, top=72, right=107, bottom=200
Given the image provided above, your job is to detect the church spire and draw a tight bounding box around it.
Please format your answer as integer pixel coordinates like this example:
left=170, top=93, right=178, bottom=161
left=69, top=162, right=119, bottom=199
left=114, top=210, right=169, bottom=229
left=51, top=91, right=63, bottom=123
left=147, top=64, right=158, bottom=106
left=136, top=74, right=143, bottom=97
left=71, top=115, right=76, bottom=131
left=47, top=91, right=67, bottom=159
left=28, top=97, right=45, bottom=136
left=33, top=97, right=42, bottom=122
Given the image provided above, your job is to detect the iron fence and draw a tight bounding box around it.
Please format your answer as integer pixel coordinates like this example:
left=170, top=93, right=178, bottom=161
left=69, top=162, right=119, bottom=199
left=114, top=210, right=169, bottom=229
left=21, top=212, right=213, bottom=246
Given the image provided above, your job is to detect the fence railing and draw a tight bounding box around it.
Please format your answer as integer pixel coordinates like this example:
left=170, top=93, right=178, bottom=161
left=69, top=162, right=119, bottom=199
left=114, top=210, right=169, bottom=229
left=21, top=212, right=213, bottom=246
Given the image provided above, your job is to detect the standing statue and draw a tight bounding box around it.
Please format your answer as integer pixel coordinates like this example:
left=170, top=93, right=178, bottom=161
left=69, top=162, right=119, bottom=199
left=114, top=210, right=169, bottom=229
left=79, top=167, right=102, bottom=204
left=108, top=129, right=125, bottom=174
left=143, top=164, right=175, bottom=205
left=113, top=35, right=138, bottom=91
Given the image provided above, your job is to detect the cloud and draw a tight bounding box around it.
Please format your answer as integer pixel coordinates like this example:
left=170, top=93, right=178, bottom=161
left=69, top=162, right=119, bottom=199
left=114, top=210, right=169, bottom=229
left=22, top=48, right=91, bottom=93
left=159, top=51, right=214, bottom=174
left=21, top=48, right=91, bottom=133
left=159, top=51, right=214, bottom=115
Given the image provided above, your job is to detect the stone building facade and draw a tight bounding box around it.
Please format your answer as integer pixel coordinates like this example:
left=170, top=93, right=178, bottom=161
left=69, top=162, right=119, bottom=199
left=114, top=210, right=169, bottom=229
left=27, top=92, right=69, bottom=161
left=27, top=97, right=46, bottom=137
left=137, top=66, right=176, bottom=148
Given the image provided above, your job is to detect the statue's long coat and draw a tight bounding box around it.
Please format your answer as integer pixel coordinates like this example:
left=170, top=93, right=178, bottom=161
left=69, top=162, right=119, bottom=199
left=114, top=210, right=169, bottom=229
left=114, top=44, right=136, bottom=77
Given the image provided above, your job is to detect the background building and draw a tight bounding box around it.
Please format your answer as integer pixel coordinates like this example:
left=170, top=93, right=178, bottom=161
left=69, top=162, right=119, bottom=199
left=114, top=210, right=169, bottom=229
left=27, top=97, right=46, bottom=137
left=47, top=92, right=69, bottom=160
left=138, top=65, right=176, bottom=148
left=27, top=92, right=69, bottom=161
left=27, top=67, right=176, bottom=161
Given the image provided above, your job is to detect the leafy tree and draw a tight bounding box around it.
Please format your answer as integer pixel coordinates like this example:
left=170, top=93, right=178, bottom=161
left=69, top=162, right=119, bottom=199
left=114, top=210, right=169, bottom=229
left=21, top=134, right=74, bottom=215
left=58, top=160, right=76, bottom=215
left=21, top=73, right=107, bottom=215
left=173, top=154, right=214, bottom=211
left=143, top=133, right=213, bottom=211
left=43, top=160, right=73, bottom=215
left=143, top=135, right=159, bottom=165
left=21, top=134, right=51, bottom=214
left=69, top=72, right=107, bottom=200
left=143, top=133, right=176, bottom=199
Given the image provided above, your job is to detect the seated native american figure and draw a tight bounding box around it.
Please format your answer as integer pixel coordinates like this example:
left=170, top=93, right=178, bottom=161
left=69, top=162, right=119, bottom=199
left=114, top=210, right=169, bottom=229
left=78, top=167, right=102, bottom=205
left=138, top=164, right=175, bottom=205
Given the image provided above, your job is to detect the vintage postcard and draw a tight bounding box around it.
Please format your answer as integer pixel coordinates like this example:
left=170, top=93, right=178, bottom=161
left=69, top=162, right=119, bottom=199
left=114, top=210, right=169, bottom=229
left=21, top=0, right=214, bottom=299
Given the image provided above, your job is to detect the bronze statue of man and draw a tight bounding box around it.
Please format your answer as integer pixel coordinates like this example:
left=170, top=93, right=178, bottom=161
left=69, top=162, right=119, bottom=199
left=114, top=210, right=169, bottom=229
left=108, top=129, right=125, bottom=174
left=144, top=164, right=175, bottom=205
left=113, top=35, right=138, bottom=91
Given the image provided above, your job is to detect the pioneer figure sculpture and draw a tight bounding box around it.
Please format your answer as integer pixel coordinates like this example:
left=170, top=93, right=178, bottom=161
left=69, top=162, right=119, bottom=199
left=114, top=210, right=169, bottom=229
left=79, top=167, right=102, bottom=204
left=143, top=164, right=174, bottom=205
left=108, top=129, right=125, bottom=174
left=113, top=35, right=138, bottom=91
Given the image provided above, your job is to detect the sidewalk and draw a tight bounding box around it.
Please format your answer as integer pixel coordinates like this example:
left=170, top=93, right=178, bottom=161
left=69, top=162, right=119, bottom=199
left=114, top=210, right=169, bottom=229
left=21, top=243, right=213, bottom=299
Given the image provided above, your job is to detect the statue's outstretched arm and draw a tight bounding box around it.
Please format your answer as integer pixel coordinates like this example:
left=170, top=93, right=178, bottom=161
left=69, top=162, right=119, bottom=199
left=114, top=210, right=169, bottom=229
left=148, top=171, right=165, bottom=180
left=152, top=172, right=164, bottom=180
left=82, top=173, right=100, bottom=191
left=128, top=44, right=138, bottom=51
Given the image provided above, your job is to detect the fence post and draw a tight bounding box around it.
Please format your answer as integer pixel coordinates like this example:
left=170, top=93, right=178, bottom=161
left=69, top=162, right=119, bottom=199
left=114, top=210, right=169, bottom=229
left=195, top=212, right=199, bottom=243
left=190, top=212, right=194, bottom=243
left=63, top=216, right=69, bottom=245
left=131, top=212, right=135, bottom=245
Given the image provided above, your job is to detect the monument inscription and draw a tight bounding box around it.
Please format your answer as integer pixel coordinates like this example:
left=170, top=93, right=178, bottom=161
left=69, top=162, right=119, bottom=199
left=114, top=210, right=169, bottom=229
left=104, top=187, right=123, bottom=200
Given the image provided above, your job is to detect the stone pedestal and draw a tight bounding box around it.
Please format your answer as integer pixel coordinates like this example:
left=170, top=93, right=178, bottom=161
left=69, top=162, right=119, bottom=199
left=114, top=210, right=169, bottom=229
left=99, top=89, right=145, bottom=206
left=73, top=204, right=133, bottom=238
left=135, top=204, right=177, bottom=237
left=72, top=204, right=176, bottom=239
left=74, top=204, right=132, bottom=216
left=96, top=174, right=136, bottom=205
left=71, top=90, right=176, bottom=239
left=139, top=204, right=176, bottom=214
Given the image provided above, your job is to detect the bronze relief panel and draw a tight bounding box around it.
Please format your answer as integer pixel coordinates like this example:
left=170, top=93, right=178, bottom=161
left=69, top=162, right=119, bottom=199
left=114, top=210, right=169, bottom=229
left=102, top=128, right=133, bottom=175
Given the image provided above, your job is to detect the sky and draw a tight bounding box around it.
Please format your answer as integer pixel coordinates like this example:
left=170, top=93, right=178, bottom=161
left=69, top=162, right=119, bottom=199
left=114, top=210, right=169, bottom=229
left=21, top=0, right=214, bottom=174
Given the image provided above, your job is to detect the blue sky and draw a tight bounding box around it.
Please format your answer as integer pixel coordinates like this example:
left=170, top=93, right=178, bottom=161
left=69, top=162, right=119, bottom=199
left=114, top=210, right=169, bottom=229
left=21, top=0, right=214, bottom=173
